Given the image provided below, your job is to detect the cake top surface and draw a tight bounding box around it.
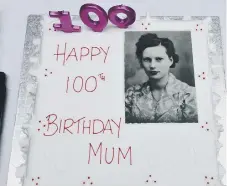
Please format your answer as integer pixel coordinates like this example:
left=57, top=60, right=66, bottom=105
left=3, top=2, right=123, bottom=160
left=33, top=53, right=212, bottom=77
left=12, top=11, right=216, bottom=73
left=6, top=13, right=225, bottom=186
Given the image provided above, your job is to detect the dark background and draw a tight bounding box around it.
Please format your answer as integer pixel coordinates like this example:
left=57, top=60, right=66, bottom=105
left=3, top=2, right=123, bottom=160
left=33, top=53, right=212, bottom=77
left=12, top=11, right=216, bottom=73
left=124, top=31, right=195, bottom=90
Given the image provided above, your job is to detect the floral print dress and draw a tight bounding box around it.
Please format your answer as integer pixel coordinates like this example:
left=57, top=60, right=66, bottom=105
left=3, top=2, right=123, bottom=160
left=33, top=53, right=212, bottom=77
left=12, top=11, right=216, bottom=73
left=125, top=73, right=198, bottom=123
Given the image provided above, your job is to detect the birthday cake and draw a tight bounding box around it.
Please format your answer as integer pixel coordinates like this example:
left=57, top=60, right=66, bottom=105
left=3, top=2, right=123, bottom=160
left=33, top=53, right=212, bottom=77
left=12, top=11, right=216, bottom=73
left=7, top=7, right=225, bottom=186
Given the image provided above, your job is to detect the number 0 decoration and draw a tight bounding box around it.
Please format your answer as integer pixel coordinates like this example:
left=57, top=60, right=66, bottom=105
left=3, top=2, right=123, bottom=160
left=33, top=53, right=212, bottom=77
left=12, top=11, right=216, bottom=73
left=80, top=4, right=108, bottom=32
left=49, top=3, right=136, bottom=33
left=108, top=5, right=136, bottom=29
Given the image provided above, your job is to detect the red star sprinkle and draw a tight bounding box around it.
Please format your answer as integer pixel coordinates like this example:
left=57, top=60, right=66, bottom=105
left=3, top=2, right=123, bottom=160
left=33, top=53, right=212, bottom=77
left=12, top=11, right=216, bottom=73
left=211, top=177, right=214, bottom=179
left=90, top=182, right=93, bottom=185
left=37, top=177, right=40, bottom=179
left=196, top=29, right=198, bottom=31
left=43, top=125, right=46, bottom=127
left=83, top=182, right=85, bottom=184
left=154, top=181, right=157, bottom=183
left=206, top=122, right=208, bottom=124
left=203, top=72, right=205, bottom=74
left=207, top=129, right=209, bottom=131
left=202, top=126, right=204, bottom=128
left=38, top=129, right=40, bottom=132
left=197, top=24, right=199, bottom=26
left=205, top=176, right=208, bottom=179
left=39, top=121, right=41, bottom=123
left=36, top=183, right=38, bottom=186
left=203, top=77, right=205, bottom=80
left=149, top=175, right=152, bottom=177
left=88, top=177, right=90, bottom=179
left=146, top=180, right=148, bottom=183
left=32, top=178, right=34, bottom=181
left=200, top=28, right=202, bottom=31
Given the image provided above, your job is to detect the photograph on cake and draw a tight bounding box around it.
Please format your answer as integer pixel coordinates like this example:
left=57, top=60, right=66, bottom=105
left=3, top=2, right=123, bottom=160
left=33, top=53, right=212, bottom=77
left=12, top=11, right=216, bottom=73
left=124, top=31, right=198, bottom=123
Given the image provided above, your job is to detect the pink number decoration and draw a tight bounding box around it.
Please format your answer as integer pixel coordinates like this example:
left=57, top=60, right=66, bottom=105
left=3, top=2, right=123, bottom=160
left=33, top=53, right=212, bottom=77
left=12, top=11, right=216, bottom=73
left=80, top=3, right=108, bottom=32
left=49, top=11, right=81, bottom=33
left=108, top=5, right=136, bottom=28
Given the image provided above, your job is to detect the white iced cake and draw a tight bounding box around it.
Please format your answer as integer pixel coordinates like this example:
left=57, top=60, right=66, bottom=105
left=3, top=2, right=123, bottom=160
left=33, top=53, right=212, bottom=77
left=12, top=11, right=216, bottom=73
left=7, top=14, right=225, bottom=186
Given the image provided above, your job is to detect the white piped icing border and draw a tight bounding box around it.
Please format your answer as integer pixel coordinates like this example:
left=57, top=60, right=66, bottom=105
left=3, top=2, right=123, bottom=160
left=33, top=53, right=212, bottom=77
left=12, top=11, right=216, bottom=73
left=6, top=15, right=226, bottom=186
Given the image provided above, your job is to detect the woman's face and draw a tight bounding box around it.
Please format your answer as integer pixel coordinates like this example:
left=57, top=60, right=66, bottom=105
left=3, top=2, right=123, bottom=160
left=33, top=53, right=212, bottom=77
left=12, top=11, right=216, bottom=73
left=141, top=45, right=173, bottom=80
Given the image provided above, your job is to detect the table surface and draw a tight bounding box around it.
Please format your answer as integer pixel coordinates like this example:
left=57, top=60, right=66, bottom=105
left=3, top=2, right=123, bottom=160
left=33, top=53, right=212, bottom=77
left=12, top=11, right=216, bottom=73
left=0, top=0, right=225, bottom=185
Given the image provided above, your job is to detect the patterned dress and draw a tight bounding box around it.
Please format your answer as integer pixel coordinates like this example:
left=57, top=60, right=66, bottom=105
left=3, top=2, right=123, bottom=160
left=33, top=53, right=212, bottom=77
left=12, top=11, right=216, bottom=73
left=125, top=73, right=198, bottom=123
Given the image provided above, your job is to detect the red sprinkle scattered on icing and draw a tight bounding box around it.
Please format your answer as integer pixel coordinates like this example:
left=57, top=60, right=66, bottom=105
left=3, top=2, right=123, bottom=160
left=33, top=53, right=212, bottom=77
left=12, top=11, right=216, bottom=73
left=149, top=175, right=151, bottom=177
left=88, top=177, right=90, bottom=179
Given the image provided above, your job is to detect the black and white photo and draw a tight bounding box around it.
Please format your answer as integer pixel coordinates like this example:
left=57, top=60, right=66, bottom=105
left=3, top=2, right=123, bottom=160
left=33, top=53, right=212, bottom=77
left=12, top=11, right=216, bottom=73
left=125, top=31, right=198, bottom=123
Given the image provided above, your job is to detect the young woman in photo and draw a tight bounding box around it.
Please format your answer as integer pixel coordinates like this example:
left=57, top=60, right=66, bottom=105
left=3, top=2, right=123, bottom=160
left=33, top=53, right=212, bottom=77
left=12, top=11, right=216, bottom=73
left=125, top=33, right=198, bottom=123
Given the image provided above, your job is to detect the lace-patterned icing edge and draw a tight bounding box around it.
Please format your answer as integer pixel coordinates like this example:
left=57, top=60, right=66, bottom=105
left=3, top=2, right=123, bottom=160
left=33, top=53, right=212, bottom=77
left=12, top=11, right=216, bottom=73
left=144, top=16, right=225, bottom=186
left=194, top=16, right=226, bottom=186
left=7, top=15, right=225, bottom=186
left=7, top=15, right=43, bottom=186
left=204, top=16, right=226, bottom=186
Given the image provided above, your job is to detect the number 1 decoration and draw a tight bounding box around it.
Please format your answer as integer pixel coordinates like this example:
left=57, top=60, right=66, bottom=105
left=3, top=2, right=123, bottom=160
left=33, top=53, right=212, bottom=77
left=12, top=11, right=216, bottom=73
left=49, top=11, right=81, bottom=33
left=49, top=3, right=136, bottom=33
